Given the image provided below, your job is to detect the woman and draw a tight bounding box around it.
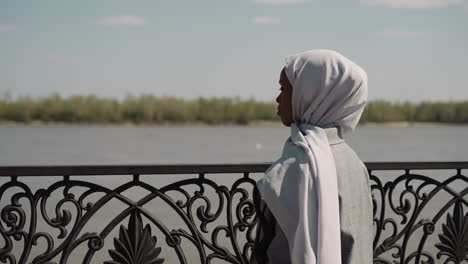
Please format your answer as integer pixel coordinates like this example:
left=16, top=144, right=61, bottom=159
left=252, top=50, right=373, bottom=264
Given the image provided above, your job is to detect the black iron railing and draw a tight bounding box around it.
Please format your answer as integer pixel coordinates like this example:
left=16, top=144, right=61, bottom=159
left=0, top=162, right=467, bottom=264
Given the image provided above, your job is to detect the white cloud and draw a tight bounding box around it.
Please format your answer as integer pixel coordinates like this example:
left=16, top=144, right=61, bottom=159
left=252, top=16, right=281, bottom=24
left=378, top=30, right=427, bottom=38
left=47, top=55, right=89, bottom=65
left=360, top=0, right=462, bottom=8
left=97, top=16, right=146, bottom=25
left=251, top=0, right=307, bottom=4
left=0, top=25, right=17, bottom=32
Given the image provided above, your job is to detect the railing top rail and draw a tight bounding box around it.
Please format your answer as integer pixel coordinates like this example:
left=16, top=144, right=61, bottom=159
left=0, top=162, right=467, bottom=176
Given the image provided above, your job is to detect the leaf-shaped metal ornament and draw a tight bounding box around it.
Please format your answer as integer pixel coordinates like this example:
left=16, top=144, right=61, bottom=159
left=435, top=200, right=468, bottom=264
left=105, top=211, right=164, bottom=264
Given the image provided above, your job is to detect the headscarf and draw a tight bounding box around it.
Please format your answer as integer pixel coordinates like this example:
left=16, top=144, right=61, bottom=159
left=256, top=50, right=368, bottom=264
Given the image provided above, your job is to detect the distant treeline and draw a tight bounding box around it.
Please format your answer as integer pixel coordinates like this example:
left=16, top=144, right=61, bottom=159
left=361, top=100, right=468, bottom=124
left=0, top=94, right=467, bottom=125
left=0, top=94, right=277, bottom=125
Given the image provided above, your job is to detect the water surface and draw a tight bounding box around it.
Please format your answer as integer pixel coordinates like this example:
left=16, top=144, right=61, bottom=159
left=1, top=125, right=467, bottom=165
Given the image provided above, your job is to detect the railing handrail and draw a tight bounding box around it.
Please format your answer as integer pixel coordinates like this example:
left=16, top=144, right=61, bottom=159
left=0, top=161, right=467, bottom=176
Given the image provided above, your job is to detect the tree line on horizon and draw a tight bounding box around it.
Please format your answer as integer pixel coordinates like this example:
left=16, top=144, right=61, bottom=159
left=0, top=94, right=467, bottom=125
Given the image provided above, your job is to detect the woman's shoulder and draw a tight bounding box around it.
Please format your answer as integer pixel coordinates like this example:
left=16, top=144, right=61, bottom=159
left=330, top=142, right=368, bottom=176
left=266, top=142, right=309, bottom=175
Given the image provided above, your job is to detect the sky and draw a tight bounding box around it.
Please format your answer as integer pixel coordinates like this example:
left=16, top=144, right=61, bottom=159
left=1, top=0, right=468, bottom=102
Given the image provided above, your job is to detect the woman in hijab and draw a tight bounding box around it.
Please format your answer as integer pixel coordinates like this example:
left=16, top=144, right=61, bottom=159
left=252, top=50, right=373, bottom=264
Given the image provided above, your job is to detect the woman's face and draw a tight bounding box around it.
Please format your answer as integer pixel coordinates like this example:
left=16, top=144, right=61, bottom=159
left=276, top=68, right=294, bottom=126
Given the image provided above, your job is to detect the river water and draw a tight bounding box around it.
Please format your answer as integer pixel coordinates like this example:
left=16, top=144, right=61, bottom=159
left=1, top=125, right=467, bottom=165
left=0, top=125, right=467, bottom=263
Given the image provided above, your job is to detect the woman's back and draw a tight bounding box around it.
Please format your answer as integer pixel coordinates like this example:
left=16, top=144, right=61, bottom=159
left=254, top=50, right=371, bottom=263
left=253, top=128, right=373, bottom=264
left=327, top=128, right=373, bottom=264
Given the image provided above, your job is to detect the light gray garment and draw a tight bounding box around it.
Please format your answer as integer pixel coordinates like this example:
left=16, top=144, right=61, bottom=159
left=258, top=50, right=368, bottom=264
left=266, top=127, right=373, bottom=264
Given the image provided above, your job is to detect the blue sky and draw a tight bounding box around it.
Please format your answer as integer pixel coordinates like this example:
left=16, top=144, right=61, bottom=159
left=1, top=0, right=467, bottom=102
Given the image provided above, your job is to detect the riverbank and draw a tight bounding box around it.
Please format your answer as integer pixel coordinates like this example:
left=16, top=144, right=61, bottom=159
left=1, top=120, right=467, bottom=127
left=359, top=121, right=468, bottom=127
left=2, top=95, right=468, bottom=125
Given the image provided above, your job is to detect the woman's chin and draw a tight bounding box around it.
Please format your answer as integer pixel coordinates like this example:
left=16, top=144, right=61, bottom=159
left=280, top=119, right=292, bottom=127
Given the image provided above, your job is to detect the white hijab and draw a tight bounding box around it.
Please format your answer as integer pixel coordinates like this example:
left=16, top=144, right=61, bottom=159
left=256, top=50, right=368, bottom=264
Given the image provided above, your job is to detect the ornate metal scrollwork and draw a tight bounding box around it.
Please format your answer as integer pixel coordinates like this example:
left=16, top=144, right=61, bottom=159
left=0, top=164, right=467, bottom=263
left=105, top=210, right=164, bottom=264
left=371, top=170, right=468, bottom=264
left=435, top=200, right=468, bottom=264
left=0, top=172, right=258, bottom=263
